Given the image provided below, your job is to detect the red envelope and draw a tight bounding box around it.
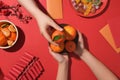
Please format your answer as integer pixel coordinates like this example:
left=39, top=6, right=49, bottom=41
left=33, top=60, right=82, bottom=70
left=13, top=65, right=24, bottom=72
left=24, top=52, right=34, bottom=60
left=47, top=0, right=63, bottom=19
left=108, top=17, right=120, bottom=47
left=25, top=72, right=33, bottom=80
left=4, top=52, right=44, bottom=79
left=28, top=68, right=37, bottom=80
left=33, top=64, right=40, bottom=75
left=11, top=67, right=21, bottom=77
left=20, top=75, right=27, bottom=80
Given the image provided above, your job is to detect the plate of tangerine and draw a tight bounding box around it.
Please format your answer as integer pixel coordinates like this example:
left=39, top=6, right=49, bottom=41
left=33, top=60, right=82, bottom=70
left=49, top=24, right=78, bottom=54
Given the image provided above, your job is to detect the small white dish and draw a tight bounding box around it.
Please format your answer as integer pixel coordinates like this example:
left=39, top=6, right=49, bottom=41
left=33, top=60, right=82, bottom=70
left=0, top=20, right=18, bottom=49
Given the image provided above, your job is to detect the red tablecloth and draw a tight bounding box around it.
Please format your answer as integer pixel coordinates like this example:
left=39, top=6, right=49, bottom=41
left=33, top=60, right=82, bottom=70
left=0, top=0, right=120, bottom=80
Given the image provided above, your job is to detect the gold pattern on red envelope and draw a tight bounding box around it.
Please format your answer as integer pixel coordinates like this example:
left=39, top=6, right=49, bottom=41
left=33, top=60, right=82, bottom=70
left=4, top=52, right=44, bottom=80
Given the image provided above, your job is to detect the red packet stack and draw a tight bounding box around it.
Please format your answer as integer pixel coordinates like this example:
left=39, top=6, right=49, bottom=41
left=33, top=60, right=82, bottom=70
left=4, top=52, right=44, bottom=80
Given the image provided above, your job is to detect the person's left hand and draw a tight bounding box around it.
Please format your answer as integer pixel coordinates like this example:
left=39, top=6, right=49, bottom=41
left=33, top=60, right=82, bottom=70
left=74, top=31, right=85, bottom=56
left=48, top=47, right=69, bottom=63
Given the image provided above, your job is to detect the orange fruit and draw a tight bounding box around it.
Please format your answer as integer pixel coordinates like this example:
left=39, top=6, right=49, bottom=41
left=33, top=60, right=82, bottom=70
left=8, top=25, right=16, bottom=32
left=52, top=30, right=65, bottom=44
left=8, top=32, right=16, bottom=41
left=65, top=41, right=76, bottom=52
left=0, top=22, right=6, bottom=27
left=0, top=31, right=7, bottom=46
left=50, top=43, right=64, bottom=53
left=7, top=40, right=14, bottom=46
left=64, top=25, right=77, bottom=40
left=1, top=28, right=11, bottom=37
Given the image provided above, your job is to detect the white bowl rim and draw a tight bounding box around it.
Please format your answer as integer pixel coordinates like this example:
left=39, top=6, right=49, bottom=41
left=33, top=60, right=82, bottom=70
left=0, top=20, right=18, bottom=49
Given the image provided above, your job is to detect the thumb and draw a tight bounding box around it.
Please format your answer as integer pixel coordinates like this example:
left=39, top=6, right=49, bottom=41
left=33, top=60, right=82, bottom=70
left=42, top=31, right=58, bottom=45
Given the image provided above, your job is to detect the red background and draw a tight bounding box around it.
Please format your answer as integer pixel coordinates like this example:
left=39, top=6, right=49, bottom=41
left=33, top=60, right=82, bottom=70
left=0, top=0, right=120, bottom=80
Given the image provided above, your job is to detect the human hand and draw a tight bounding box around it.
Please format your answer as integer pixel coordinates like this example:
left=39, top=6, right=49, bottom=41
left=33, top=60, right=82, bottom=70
left=36, top=13, right=63, bottom=45
left=48, top=47, right=69, bottom=80
left=48, top=47, right=69, bottom=64
left=74, top=31, right=85, bottom=56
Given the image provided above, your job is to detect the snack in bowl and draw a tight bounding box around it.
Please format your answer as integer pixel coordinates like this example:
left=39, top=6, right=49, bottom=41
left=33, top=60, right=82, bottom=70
left=49, top=24, right=78, bottom=53
left=0, top=31, right=7, bottom=46
left=0, top=20, right=18, bottom=49
left=71, top=0, right=103, bottom=17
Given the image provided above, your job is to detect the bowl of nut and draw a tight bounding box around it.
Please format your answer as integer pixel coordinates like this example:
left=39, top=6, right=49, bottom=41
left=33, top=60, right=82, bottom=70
left=0, top=20, right=18, bottom=49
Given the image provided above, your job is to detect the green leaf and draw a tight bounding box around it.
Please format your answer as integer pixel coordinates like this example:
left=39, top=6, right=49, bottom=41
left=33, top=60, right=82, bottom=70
left=87, top=0, right=92, bottom=2
left=93, top=0, right=101, bottom=5
left=53, top=35, right=61, bottom=41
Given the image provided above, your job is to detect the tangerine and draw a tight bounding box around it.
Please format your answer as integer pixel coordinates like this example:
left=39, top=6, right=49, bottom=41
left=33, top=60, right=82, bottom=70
left=52, top=30, right=65, bottom=44
left=50, top=43, right=64, bottom=53
left=65, top=41, right=76, bottom=52
left=0, top=31, right=7, bottom=46
left=64, top=25, right=77, bottom=40
left=8, top=32, right=16, bottom=41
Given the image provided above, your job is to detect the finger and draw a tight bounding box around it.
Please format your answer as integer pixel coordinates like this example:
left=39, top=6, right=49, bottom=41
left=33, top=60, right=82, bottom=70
left=77, top=30, right=83, bottom=43
left=63, top=54, right=69, bottom=60
left=48, top=47, right=64, bottom=62
left=77, top=30, right=84, bottom=49
left=50, top=21, right=63, bottom=31
left=42, top=31, right=58, bottom=45
left=48, top=47, right=57, bottom=54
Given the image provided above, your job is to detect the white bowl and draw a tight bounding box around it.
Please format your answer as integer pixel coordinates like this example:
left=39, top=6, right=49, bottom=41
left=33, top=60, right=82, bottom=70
left=0, top=20, right=18, bottom=49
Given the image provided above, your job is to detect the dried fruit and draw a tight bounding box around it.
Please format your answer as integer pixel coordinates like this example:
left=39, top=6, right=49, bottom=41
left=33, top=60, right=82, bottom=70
left=1, top=28, right=11, bottom=37
left=8, top=32, right=16, bottom=41
left=7, top=40, right=14, bottom=46
left=8, top=25, right=16, bottom=32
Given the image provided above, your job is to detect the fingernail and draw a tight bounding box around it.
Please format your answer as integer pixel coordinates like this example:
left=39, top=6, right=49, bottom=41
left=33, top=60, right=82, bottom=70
left=59, top=28, right=63, bottom=31
left=53, top=43, right=58, bottom=46
left=51, top=41, right=57, bottom=45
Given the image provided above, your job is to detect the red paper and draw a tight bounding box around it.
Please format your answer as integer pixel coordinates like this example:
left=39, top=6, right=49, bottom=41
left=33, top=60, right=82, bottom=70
left=108, top=17, right=120, bottom=47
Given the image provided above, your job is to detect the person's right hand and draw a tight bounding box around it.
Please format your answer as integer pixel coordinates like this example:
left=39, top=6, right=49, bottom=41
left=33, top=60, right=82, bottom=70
left=36, top=13, right=63, bottom=45
left=74, top=31, right=85, bottom=56
left=48, top=47, right=69, bottom=64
